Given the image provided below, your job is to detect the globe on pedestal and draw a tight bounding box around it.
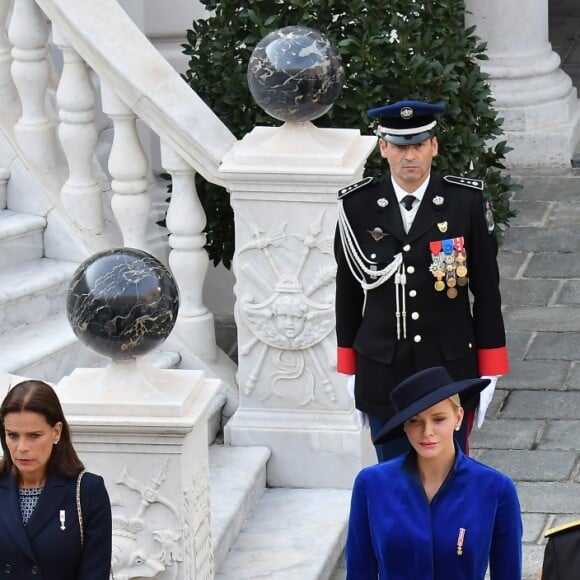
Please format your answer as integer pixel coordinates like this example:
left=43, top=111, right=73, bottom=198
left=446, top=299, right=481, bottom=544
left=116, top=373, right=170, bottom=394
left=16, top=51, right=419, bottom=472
left=247, top=26, right=345, bottom=122
left=67, top=248, right=179, bottom=360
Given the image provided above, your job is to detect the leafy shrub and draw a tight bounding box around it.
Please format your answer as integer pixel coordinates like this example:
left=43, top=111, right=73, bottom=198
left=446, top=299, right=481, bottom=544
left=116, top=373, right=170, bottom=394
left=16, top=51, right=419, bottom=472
left=182, top=0, right=517, bottom=267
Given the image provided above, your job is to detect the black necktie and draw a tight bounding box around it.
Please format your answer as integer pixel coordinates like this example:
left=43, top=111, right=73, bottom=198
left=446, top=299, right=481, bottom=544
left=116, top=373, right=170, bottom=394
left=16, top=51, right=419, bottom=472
left=401, top=195, right=416, bottom=211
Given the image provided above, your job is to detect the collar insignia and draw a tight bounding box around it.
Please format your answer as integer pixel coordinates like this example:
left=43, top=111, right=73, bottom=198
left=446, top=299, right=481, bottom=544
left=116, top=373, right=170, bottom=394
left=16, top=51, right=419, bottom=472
left=433, top=195, right=445, bottom=206
left=377, top=197, right=388, bottom=208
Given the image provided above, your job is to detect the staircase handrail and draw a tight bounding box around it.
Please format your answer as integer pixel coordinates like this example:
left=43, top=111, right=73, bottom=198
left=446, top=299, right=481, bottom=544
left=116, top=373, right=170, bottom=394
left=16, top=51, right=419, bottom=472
left=35, top=0, right=237, bottom=187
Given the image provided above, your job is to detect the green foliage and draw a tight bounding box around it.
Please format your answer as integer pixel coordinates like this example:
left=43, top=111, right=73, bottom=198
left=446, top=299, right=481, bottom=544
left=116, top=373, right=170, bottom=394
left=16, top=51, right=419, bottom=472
left=182, top=0, right=517, bottom=266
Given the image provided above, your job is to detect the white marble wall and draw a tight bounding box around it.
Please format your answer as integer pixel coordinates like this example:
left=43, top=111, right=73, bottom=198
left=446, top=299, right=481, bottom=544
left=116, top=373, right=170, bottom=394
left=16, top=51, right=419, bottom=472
left=118, top=0, right=207, bottom=74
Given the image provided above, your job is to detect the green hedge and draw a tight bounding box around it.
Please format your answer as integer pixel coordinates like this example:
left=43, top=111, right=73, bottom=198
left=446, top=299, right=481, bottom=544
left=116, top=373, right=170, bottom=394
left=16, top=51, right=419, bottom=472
left=182, top=0, right=517, bottom=268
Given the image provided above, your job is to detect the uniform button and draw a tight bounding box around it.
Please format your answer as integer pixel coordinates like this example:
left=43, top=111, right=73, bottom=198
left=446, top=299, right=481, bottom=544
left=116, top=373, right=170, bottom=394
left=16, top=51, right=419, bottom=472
left=468, top=343, right=473, bottom=349
left=370, top=253, right=376, bottom=259
left=31, top=565, right=40, bottom=575
left=414, top=335, right=422, bottom=343
left=411, top=312, right=419, bottom=320
left=408, top=289, right=417, bottom=298
left=407, top=265, right=415, bottom=274
left=4, top=564, right=14, bottom=574
left=403, top=244, right=411, bottom=252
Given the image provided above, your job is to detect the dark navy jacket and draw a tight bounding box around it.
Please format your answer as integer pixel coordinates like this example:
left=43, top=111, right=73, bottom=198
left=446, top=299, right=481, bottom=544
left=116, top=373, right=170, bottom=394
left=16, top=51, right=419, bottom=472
left=346, top=448, right=523, bottom=579
left=0, top=471, right=111, bottom=579
left=335, top=173, right=508, bottom=417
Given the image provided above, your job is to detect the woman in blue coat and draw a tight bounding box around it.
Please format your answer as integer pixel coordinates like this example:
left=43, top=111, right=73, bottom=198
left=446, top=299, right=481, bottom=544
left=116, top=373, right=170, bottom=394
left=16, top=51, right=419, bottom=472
left=346, top=367, right=522, bottom=579
left=0, top=380, right=112, bottom=579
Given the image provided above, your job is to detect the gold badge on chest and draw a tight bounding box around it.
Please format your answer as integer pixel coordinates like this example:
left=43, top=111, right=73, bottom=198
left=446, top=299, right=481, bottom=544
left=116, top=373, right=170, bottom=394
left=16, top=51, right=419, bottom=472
left=437, top=221, right=448, bottom=233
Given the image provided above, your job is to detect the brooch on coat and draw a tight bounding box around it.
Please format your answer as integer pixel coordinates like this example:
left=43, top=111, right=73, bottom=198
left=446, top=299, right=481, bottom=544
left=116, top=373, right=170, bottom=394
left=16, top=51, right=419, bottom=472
left=457, top=527, right=466, bottom=556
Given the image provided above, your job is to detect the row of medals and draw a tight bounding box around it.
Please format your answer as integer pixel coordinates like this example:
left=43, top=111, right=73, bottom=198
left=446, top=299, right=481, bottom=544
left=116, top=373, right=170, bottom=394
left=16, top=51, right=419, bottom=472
left=429, top=250, right=468, bottom=299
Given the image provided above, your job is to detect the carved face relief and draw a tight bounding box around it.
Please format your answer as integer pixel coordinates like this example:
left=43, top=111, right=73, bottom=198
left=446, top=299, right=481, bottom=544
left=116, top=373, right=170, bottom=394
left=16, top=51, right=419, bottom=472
left=235, top=210, right=338, bottom=405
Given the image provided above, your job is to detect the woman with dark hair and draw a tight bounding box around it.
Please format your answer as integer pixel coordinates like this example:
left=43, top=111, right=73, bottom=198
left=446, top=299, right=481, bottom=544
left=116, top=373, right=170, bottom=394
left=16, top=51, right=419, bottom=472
left=0, top=380, right=112, bottom=579
left=345, top=367, right=522, bottom=579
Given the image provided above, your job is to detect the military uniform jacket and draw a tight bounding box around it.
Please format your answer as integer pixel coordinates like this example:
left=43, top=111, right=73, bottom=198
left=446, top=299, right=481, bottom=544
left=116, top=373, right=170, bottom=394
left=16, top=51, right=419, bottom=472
left=334, top=173, right=508, bottom=414
left=0, top=471, right=112, bottom=579
left=541, top=520, right=580, bottom=580
left=346, top=447, right=523, bottom=578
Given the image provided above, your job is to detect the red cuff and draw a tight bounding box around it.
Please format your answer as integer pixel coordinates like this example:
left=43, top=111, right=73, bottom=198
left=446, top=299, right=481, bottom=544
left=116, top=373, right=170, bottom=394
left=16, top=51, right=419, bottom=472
left=337, top=347, right=357, bottom=375
left=477, top=347, right=509, bottom=376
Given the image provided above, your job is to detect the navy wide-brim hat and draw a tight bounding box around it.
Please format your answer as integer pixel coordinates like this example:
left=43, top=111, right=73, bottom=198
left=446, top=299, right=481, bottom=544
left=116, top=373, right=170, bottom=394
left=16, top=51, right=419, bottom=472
left=373, top=366, right=490, bottom=445
left=368, top=100, right=445, bottom=145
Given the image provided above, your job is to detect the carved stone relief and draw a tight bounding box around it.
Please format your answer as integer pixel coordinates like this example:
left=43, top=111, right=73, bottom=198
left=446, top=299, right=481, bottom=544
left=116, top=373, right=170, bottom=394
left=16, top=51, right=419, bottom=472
left=236, top=209, right=337, bottom=405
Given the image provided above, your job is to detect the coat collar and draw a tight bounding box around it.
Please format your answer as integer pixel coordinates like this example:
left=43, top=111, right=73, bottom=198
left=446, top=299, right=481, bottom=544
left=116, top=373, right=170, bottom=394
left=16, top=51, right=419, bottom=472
left=24, top=472, right=68, bottom=541
left=405, top=173, right=448, bottom=242
left=0, top=471, right=69, bottom=560
left=0, top=471, right=37, bottom=561
left=375, top=178, right=406, bottom=242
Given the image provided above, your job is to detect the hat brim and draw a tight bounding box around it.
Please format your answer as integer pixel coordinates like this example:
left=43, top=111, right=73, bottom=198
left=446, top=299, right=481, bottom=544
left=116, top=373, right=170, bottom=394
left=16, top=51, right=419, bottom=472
left=380, top=131, right=434, bottom=146
left=373, top=377, right=490, bottom=445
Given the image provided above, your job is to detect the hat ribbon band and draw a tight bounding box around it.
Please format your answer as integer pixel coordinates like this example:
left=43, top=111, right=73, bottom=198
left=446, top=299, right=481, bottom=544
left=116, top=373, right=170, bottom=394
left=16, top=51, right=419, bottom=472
left=376, top=120, right=437, bottom=136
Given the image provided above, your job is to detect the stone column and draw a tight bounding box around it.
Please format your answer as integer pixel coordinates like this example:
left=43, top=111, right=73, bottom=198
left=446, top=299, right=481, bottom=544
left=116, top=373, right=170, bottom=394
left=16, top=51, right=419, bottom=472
left=56, top=363, right=219, bottom=580
left=219, top=122, right=377, bottom=489
left=465, top=0, right=580, bottom=166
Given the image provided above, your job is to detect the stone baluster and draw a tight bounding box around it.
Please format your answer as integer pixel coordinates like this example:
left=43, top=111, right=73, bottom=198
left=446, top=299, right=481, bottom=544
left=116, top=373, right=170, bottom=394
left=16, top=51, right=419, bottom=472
left=8, top=0, right=56, bottom=167
left=0, top=0, right=17, bottom=104
left=101, top=82, right=150, bottom=250
left=0, top=167, right=9, bottom=209
left=160, top=141, right=217, bottom=362
left=53, top=27, right=103, bottom=234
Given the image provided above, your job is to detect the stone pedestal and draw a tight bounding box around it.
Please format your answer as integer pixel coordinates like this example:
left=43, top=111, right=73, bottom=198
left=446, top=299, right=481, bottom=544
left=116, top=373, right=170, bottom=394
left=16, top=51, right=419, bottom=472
left=56, top=360, right=219, bottom=580
left=219, top=122, right=377, bottom=489
left=465, top=0, right=580, bottom=166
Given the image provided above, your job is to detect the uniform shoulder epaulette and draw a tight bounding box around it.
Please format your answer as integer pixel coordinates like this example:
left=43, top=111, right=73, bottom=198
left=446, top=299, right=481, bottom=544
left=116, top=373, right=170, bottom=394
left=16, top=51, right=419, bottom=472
left=338, top=176, right=374, bottom=199
left=545, top=519, right=580, bottom=538
left=444, top=175, right=484, bottom=191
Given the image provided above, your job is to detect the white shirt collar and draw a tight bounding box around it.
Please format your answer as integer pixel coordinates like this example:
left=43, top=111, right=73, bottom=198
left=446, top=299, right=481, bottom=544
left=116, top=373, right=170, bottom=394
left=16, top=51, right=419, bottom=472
left=392, top=174, right=431, bottom=203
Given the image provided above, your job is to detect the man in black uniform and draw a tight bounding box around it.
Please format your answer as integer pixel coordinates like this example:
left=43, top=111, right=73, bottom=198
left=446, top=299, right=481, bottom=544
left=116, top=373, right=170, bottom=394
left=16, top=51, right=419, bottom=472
left=541, top=520, right=580, bottom=579
left=334, top=100, right=509, bottom=461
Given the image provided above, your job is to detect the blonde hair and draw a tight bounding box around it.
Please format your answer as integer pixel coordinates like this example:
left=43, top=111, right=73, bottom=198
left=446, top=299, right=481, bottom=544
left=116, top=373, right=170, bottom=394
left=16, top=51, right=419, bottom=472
left=449, top=394, right=461, bottom=409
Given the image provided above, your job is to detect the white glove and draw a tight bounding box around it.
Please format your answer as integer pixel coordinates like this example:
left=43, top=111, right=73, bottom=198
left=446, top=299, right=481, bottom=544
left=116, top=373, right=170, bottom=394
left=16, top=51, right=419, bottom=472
left=346, top=374, right=369, bottom=429
left=475, top=375, right=499, bottom=428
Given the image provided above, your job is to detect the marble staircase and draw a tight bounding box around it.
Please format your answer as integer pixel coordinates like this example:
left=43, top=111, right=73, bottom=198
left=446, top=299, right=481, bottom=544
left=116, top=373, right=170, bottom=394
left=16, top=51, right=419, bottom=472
left=209, top=443, right=350, bottom=579
left=0, top=207, right=100, bottom=380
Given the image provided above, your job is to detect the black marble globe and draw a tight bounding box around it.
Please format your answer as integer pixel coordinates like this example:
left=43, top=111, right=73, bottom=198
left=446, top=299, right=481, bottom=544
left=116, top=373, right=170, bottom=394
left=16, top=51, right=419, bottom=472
left=67, top=248, right=179, bottom=360
left=247, top=26, right=344, bottom=122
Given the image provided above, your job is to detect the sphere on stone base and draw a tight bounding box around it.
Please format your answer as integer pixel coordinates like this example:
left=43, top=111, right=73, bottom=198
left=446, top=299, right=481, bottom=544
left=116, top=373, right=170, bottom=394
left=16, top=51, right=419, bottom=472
left=247, top=25, right=344, bottom=123
left=67, top=248, right=179, bottom=360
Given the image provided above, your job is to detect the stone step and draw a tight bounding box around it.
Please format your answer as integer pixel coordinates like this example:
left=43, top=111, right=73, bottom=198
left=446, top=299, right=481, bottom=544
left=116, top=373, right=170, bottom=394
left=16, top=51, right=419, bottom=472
left=0, top=210, right=45, bottom=268
left=209, top=444, right=271, bottom=570
left=0, top=258, right=78, bottom=328
left=215, top=485, right=351, bottom=580
left=0, top=313, right=99, bottom=380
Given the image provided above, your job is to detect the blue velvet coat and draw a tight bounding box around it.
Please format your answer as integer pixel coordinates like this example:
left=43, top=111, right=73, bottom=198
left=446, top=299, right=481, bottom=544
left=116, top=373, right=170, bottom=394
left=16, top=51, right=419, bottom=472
left=0, top=471, right=112, bottom=579
left=346, top=449, right=522, bottom=579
